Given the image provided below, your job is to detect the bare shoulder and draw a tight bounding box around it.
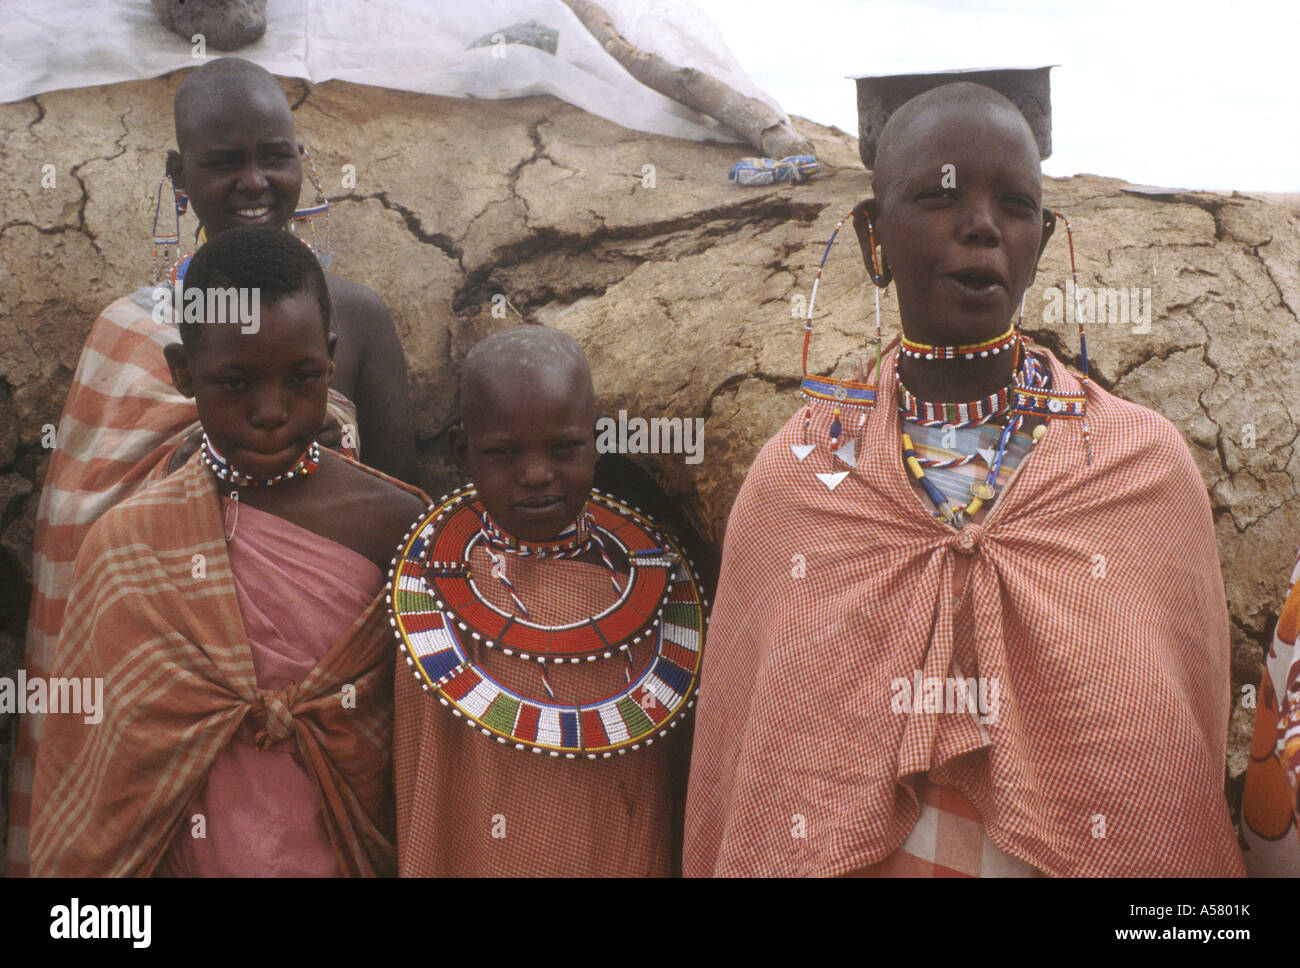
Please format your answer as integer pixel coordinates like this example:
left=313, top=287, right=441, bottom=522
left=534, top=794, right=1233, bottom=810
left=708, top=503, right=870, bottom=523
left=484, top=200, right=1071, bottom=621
left=325, top=273, right=394, bottom=333
left=329, top=452, right=426, bottom=518
left=309, top=453, right=428, bottom=567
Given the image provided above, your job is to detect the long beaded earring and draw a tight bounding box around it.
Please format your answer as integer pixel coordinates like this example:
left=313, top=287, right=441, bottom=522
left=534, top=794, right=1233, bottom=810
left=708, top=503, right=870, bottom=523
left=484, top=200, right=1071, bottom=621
left=1050, top=210, right=1091, bottom=463
left=292, top=144, right=333, bottom=268
left=793, top=206, right=882, bottom=486
left=799, top=209, right=857, bottom=457
left=802, top=206, right=890, bottom=384
left=1016, top=208, right=1057, bottom=372
left=151, top=176, right=187, bottom=285
left=860, top=207, right=892, bottom=383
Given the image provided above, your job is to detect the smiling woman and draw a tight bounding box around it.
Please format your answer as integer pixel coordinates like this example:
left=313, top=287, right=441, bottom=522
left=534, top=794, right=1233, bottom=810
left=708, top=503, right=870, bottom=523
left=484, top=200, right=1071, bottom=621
left=163, top=58, right=416, bottom=480
left=168, top=62, right=304, bottom=237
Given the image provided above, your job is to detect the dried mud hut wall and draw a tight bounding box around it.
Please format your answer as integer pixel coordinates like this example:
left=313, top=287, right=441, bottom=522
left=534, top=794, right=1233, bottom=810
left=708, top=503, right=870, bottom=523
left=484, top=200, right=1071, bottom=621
left=1, top=77, right=1297, bottom=838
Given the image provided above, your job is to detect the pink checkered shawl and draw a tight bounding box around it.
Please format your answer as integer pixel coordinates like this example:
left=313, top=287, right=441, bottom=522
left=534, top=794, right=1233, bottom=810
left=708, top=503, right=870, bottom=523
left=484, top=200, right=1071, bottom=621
left=683, top=347, right=1242, bottom=877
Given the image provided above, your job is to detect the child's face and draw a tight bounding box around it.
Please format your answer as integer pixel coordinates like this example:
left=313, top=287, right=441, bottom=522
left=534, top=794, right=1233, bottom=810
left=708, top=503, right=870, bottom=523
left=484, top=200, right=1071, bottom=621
left=170, top=290, right=333, bottom=480
left=875, top=110, right=1045, bottom=342
left=172, top=87, right=302, bottom=239
left=458, top=369, right=597, bottom=543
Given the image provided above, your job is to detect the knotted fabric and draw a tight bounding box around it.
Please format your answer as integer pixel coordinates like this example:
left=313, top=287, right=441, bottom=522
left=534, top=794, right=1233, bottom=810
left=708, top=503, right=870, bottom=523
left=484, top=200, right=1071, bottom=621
left=29, top=449, right=418, bottom=877
left=252, top=684, right=300, bottom=749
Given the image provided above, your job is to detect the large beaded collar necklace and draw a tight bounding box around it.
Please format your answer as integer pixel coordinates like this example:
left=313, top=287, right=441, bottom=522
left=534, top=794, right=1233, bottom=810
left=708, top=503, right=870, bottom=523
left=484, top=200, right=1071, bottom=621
left=388, top=487, right=708, bottom=759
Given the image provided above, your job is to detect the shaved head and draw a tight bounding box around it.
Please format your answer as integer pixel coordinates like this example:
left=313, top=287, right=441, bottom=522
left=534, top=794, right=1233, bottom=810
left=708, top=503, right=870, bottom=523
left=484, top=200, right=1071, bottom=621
left=174, top=57, right=292, bottom=152
left=454, top=325, right=598, bottom=542
left=873, top=82, right=1039, bottom=201
left=856, top=80, right=1053, bottom=351
left=461, top=325, right=595, bottom=431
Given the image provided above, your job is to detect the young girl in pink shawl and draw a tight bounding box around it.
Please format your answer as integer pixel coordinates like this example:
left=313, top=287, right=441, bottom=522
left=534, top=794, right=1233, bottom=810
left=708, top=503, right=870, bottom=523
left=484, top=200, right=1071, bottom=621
left=30, top=227, right=426, bottom=876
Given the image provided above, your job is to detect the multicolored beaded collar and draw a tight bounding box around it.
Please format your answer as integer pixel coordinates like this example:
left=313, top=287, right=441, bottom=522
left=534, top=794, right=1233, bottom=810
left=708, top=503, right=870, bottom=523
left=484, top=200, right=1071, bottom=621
left=388, top=487, right=708, bottom=759
left=201, top=434, right=321, bottom=488
left=900, top=351, right=1051, bottom=525
left=896, top=363, right=1013, bottom=427
left=900, top=325, right=1017, bottom=361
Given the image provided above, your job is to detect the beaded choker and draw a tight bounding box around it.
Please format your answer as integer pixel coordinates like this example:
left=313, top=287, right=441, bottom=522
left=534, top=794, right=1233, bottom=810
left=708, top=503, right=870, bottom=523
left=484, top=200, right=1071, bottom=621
left=478, top=505, right=622, bottom=620
left=479, top=507, right=594, bottom=559
left=900, top=325, right=1017, bottom=361
left=896, top=368, right=1013, bottom=427
left=389, top=488, right=708, bottom=759
left=202, top=434, right=321, bottom=488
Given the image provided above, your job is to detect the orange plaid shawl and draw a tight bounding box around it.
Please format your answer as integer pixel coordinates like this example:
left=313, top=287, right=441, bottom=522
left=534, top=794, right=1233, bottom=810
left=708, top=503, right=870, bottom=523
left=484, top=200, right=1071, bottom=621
left=7, top=289, right=357, bottom=875
left=28, top=450, right=403, bottom=877
left=684, top=346, right=1242, bottom=877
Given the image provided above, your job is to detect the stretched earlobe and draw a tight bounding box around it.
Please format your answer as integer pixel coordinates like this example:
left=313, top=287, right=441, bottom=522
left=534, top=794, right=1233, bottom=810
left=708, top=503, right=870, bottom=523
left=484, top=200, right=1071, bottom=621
left=850, top=198, right=892, bottom=288
left=1028, top=208, right=1058, bottom=284
left=165, top=149, right=183, bottom=188
left=1039, top=208, right=1057, bottom=255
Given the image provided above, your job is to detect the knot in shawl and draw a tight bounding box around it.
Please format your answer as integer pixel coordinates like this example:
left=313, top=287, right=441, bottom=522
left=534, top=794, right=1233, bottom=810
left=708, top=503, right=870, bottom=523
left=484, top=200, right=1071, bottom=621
left=252, top=684, right=301, bottom=748
left=29, top=451, right=425, bottom=877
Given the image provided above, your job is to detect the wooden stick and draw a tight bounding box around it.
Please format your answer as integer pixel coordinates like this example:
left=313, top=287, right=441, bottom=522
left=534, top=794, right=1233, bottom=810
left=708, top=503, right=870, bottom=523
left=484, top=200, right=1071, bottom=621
left=559, top=0, right=814, bottom=158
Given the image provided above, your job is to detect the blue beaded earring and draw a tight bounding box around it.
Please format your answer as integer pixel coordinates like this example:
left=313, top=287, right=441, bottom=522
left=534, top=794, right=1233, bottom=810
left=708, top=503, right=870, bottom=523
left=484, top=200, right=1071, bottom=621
left=151, top=176, right=187, bottom=285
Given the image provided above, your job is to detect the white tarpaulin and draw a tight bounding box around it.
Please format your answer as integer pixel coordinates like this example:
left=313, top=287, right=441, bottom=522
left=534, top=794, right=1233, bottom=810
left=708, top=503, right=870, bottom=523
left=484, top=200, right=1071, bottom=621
left=0, top=0, right=786, bottom=143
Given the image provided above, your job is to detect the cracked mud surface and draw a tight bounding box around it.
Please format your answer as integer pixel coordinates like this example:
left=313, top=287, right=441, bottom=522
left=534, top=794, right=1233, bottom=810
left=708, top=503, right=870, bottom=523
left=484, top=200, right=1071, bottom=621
left=1, top=76, right=1297, bottom=798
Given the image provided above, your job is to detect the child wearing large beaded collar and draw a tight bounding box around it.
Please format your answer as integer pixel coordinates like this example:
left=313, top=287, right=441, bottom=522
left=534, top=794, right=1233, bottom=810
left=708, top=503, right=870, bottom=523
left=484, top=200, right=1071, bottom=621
left=390, top=325, right=706, bottom=876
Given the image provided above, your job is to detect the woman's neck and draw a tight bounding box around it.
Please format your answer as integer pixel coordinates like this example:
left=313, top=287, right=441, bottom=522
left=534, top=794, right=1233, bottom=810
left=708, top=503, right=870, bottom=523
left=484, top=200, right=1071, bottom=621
left=896, top=351, right=1016, bottom=402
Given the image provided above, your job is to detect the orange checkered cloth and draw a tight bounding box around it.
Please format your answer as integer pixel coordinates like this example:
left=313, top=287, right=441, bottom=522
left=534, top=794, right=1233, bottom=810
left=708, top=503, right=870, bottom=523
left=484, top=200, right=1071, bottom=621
left=1240, top=545, right=1300, bottom=875
left=28, top=451, right=409, bottom=877
left=5, top=288, right=357, bottom=876
left=850, top=777, right=1039, bottom=877
left=394, top=543, right=688, bottom=876
left=683, top=346, right=1242, bottom=877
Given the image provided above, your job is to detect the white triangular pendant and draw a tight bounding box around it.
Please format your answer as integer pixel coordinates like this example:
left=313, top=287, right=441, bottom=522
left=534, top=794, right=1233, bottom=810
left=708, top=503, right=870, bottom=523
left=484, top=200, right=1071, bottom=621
left=833, top=438, right=857, bottom=467
left=978, top=447, right=997, bottom=466
left=790, top=443, right=815, bottom=461
left=816, top=471, right=850, bottom=490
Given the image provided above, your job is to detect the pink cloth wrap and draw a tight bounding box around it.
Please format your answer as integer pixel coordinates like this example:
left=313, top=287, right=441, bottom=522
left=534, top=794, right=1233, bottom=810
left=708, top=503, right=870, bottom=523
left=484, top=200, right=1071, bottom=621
left=684, top=346, right=1242, bottom=877
left=161, top=498, right=382, bottom=877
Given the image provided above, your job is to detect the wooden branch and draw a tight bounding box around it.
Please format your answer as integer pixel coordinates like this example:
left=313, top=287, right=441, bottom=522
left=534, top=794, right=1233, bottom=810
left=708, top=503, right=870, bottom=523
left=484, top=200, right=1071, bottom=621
left=559, top=0, right=813, bottom=158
